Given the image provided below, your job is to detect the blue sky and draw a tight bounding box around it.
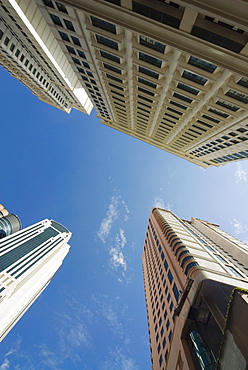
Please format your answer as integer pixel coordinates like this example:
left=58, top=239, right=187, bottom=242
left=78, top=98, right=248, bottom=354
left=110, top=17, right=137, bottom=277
left=1, top=65, right=248, bottom=369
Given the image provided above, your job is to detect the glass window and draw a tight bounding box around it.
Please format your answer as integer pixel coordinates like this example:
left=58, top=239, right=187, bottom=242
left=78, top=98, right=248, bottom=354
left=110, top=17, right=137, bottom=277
left=138, top=77, right=157, bottom=89
left=188, top=56, right=217, bottom=73
left=182, top=70, right=207, bottom=85
left=139, top=52, right=162, bottom=67
left=168, top=270, right=173, bottom=284
left=166, top=319, right=170, bottom=330
left=139, top=66, right=159, bottom=79
left=216, top=99, right=239, bottom=112
left=56, top=2, right=67, bottom=13
left=106, top=73, right=123, bottom=83
left=226, top=89, right=248, bottom=104
left=100, top=50, right=120, bottom=63
left=66, top=45, right=76, bottom=54
left=71, top=36, right=81, bottom=46
left=90, top=16, right=116, bottom=34
left=103, top=63, right=122, bottom=74
left=208, top=108, right=229, bottom=118
left=77, top=50, right=86, bottom=58
left=50, top=14, right=63, bottom=27
left=237, top=77, right=248, bottom=88
left=96, top=34, right=118, bottom=50
left=227, top=266, right=243, bottom=277
left=173, top=283, right=180, bottom=302
left=64, top=19, right=75, bottom=31
left=177, top=82, right=199, bottom=95
left=140, top=35, right=166, bottom=53
left=173, top=92, right=193, bottom=103
left=59, top=31, right=70, bottom=41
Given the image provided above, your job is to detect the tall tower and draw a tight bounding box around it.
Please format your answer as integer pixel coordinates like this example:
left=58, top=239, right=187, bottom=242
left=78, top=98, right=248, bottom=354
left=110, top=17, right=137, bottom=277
left=0, top=204, right=21, bottom=239
left=0, top=218, right=71, bottom=341
left=142, top=208, right=248, bottom=369
left=1, top=0, right=248, bottom=167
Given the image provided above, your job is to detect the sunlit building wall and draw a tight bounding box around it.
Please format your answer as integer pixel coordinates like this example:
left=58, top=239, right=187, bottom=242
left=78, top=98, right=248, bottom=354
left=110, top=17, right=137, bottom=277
left=0, top=218, right=71, bottom=341
left=1, top=0, right=248, bottom=167
left=142, top=208, right=248, bottom=369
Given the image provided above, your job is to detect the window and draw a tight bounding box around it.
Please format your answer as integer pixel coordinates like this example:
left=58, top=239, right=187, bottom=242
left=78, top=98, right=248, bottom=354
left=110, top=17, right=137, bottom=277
left=72, top=57, right=80, bottom=65
left=158, top=343, right=161, bottom=354
left=50, top=14, right=63, bottom=27
left=90, top=16, right=116, bottom=34
left=66, top=45, right=76, bottom=54
left=169, top=331, right=173, bottom=342
left=215, top=255, right=227, bottom=263
left=77, top=50, right=86, bottom=58
left=4, top=36, right=10, bottom=46
left=227, top=266, right=243, bottom=277
left=106, top=73, right=123, bottom=83
left=170, top=100, right=187, bottom=110
left=166, top=319, right=170, bottom=330
left=163, top=337, right=166, bottom=349
left=191, top=26, right=244, bottom=53
left=173, top=283, right=180, bottom=302
left=59, top=31, right=70, bottom=41
left=9, top=43, right=15, bottom=52
left=100, top=50, right=120, bottom=63
left=185, top=262, right=198, bottom=275
left=139, top=66, right=159, bottom=79
left=56, top=2, right=67, bottom=13
left=173, top=92, right=193, bottom=103
left=138, top=86, right=154, bottom=96
left=138, top=77, right=157, bottom=89
left=159, top=354, right=163, bottom=367
left=168, top=270, right=173, bottom=284
left=177, top=82, right=199, bottom=95
left=71, top=36, right=81, bottom=46
left=140, top=36, right=166, bottom=53
left=237, top=77, right=248, bottom=88
left=133, top=2, right=180, bottom=29
left=202, top=114, right=220, bottom=124
left=208, top=108, right=229, bottom=118
left=43, top=0, right=54, bottom=7
left=188, top=56, right=217, bottom=73
left=96, top=35, right=118, bottom=50
left=139, top=52, right=162, bottom=67
left=226, top=89, right=248, bottom=104
left=216, top=99, right=239, bottom=112
left=64, top=19, right=75, bottom=31
left=103, top=63, right=122, bottom=74
left=182, top=70, right=207, bottom=85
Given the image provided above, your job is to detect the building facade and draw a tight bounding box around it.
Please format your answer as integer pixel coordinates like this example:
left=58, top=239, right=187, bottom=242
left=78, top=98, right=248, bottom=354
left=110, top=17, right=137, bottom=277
left=1, top=0, right=248, bottom=167
left=0, top=218, right=71, bottom=341
left=142, top=208, right=248, bottom=369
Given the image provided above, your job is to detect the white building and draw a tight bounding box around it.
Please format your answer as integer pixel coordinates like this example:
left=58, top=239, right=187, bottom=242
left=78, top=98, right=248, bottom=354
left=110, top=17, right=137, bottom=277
left=0, top=218, right=71, bottom=341
left=1, top=0, right=248, bottom=167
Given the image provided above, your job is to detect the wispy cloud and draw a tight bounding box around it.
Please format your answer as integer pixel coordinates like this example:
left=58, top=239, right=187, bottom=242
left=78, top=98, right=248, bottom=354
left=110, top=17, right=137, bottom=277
left=153, top=196, right=164, bottom=208
left=110, top=229, right=127, bottom=271
left=0, top=358, right=10, bottom=370
left=98, top=192, right=130, bottom=274
left=153, top=197, right=172, bottom=211
left=233, top=218, right=248, bottom=234
left=101, top=347, right=138, bottom=370
left=92, top=295, right=124, bottom=338
left=98, top=195, right=120, bottom=243
left=235, top=163, right=247, bottom=183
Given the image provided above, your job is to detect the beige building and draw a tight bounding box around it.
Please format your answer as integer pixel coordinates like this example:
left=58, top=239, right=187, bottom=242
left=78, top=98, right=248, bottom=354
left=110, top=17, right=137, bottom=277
left=1, top=0, right=248, bottom=167
left=142, top=208, right=248, bottom=369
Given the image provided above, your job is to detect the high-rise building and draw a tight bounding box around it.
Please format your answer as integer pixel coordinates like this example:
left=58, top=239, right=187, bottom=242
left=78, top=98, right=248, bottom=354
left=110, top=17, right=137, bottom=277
left=0, top=204, right=21, bottom=239
left=142, top=208, right=248, bottom=369
left=0, top=218, right=71, bottom=341
left=1, top=0, right=248, bottom=167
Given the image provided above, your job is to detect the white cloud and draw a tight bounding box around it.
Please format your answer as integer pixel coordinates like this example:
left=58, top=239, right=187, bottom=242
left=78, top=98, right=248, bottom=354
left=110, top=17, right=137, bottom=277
left=102, top=347, right=137, bottom=370
left=235, top=163, right=247, bottom=183
left=122, top=200, right=130, bottom=221
left=153, top=198, right=172, bottom=211
left=92, top=295, right=124, bottom=338
left=153, top=197, right=164, bottom=208
left=98, top=195, right=120, bottom=243
left=233, top=219, right=247, bottom=234
left=0, top=359, right=10, bottom=370
left=109, top=229, right=127, bottom=271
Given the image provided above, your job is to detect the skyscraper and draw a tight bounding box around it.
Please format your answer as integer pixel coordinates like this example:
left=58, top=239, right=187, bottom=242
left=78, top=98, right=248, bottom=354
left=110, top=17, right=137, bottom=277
left=1, top=0, right=248, bottom=167
left=0, top=218, right=71, bottom=341
left=0, top=203, right=21, bottom=239
left=142, top=208, right=248, bottom=369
